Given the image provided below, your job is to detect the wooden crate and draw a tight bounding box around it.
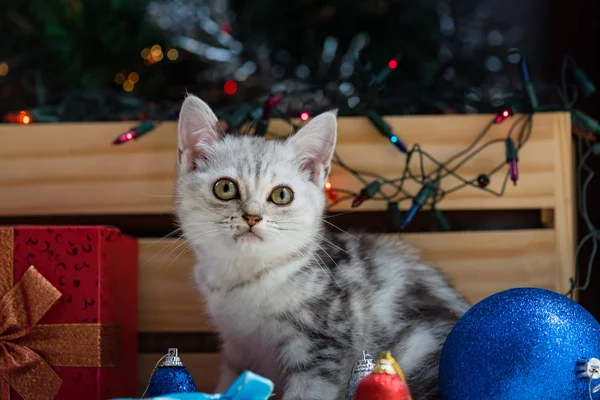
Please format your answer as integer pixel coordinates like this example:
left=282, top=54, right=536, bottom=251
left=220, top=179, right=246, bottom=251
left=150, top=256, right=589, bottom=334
left=0, top=112, right=575, bottom=394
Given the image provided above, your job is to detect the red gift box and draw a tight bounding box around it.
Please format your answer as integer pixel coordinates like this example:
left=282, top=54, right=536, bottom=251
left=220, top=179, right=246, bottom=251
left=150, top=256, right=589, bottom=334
left=0, top=226, right=138, bottom=400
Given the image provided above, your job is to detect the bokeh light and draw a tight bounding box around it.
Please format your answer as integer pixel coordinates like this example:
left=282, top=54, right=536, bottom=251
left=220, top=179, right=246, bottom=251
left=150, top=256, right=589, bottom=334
left=128, top=72, right=139, bottom=84
left=167, top=48, right=179, bottom=61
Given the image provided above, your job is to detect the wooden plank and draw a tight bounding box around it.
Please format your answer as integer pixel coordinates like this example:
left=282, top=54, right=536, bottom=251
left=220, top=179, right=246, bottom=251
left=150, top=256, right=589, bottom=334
left=138, top=237, right=215, bottom=332
left=551, top=113, right=577, bottom=296
left=138, top=353, right=221, bottom=396
left=0, top=113, right=567, bottom=216
left=138, top=229, right=557, bottom=332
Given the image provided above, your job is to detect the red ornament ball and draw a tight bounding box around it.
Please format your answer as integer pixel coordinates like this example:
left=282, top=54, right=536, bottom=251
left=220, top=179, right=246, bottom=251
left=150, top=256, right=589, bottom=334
left=354, top=371, right=411, bottom=400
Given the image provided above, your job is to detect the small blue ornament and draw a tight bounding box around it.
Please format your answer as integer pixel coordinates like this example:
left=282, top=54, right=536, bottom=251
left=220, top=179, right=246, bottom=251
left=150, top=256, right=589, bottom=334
left=145, top=348, right=197, bottom=398
left=113, top=370, right=274, bottom=400
left=439, top=288, right=600, bottom=400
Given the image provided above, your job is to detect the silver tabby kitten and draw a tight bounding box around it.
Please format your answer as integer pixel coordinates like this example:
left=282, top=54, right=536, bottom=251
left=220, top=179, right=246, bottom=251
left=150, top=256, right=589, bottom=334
left=175, top=95, right=469, bottom=400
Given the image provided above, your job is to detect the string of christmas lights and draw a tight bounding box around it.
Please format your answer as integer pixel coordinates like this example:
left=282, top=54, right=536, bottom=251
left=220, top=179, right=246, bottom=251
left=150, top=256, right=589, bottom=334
left=263, top=103, right=531, bottom=233
left=223, top=53, right=598, bottom=296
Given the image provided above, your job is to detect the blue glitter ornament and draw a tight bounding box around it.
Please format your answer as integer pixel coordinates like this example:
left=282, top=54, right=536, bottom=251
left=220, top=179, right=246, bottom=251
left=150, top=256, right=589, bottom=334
left=144, top=348, right=197, bottom=398
left=439, top=288, right=600, bottom=400
left=116, top=370, right=274, bottom=400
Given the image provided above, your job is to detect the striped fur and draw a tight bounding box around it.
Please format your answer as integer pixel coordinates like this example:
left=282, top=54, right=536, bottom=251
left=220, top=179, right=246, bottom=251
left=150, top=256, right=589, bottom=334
left=175, top=95, right=469, bottom=400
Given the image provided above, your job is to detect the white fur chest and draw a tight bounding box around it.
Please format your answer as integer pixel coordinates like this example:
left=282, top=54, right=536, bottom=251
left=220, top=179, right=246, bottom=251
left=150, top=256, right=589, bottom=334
left=206, top=288, right=291, bottom=389
left=196, top=258, right=314, bottom=388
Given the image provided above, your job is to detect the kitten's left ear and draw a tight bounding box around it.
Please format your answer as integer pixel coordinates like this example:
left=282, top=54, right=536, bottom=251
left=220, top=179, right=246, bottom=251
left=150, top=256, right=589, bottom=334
left=177, top=94, right=223, bottom=174
left=289, top=110, right=338, bottom=185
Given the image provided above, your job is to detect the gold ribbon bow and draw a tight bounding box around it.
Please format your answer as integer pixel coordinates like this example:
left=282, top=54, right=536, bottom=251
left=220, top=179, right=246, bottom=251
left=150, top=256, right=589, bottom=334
left=0, top=228, right=121, bottom=400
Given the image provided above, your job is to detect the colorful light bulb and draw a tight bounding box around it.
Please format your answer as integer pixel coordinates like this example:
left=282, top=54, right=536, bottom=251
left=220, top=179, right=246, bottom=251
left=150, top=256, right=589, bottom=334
left=520, top=54, right=539, bottom=110
left=367, top=111, right=408, bottom=154
left=352, top=181, right=381, bottom=208
left=224, top=80, right=238, bottom=95
left=325, top=179, right=338, bottom=203
left=371, top=55, right=401, bottom=86
left=254, top=93, right=285, bottom=137
left=4, top=110, right=32, bottom=124
left=401, top=181, right=437, bottom=229
left=112, top=120, right=155, bottom=145
left=494, top=108, right=513, bottom=124
left=300, top=112, right=310, bottom=121
left=505, top=138, right=519, bottom=185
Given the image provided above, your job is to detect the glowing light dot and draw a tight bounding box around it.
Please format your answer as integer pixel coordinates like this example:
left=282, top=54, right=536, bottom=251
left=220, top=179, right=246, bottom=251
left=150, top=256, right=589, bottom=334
left=0, top=62, right=8, bottom=76
left=123, top=80, right=134, bottom=92
left=391, top=136, right=398, bottom=143
left=128, top=72, right=139, bottom=84
left=114, top=72, right=126, bottom=85
left=22, top=115, right=31, bottom=124
left=141, top=48, right=150, bottom=59
left=126, top=133, right=133, bottom=140
left=502, top=110, right=509, bottom=117
left=221, top=21, right=232, bottom=34
left=300, top=112, right=310, bottom=121
left=167, top=48, right=179, bottom=61
left=388, top=59, right=398, bottom=69
left=325, top=180, right=332, bottom=190
left=224, top=80, right=238, bottom=95
left=150, top=44, right=163, bottom=62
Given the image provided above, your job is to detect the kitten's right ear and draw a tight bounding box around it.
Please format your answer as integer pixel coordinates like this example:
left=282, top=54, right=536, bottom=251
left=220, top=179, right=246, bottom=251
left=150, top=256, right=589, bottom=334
left=177, top=94, right=222, bottom=174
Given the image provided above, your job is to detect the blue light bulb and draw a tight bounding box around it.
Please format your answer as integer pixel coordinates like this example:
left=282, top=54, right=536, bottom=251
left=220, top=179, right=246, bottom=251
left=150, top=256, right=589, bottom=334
left=390, top=136, right=398, bottom=143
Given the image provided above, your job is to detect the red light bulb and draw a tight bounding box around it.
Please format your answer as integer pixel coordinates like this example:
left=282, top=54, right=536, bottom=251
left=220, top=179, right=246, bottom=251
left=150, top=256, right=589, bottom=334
left=494, top=108, right=513, bottom=124
left=300, top=112, right=310, bottom=121
left=113, top=131, right=137, bottom=144
left=388, top=59, right=398, bottom=69
left=4, top=110, right=33, bottom=124
left=224, top=80, right=238, bottom=95
left=220, top=21, right=232, bottom=34
left=324, top=179, right=338, bottom=203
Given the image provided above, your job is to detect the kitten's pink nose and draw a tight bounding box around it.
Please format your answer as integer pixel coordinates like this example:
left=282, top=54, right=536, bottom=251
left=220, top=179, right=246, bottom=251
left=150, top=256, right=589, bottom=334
left=242, top=214, right=262, bottom=227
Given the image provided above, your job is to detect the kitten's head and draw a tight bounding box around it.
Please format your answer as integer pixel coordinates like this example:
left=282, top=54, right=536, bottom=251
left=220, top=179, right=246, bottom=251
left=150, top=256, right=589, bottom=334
left=175, top=94, right=337, bottom=264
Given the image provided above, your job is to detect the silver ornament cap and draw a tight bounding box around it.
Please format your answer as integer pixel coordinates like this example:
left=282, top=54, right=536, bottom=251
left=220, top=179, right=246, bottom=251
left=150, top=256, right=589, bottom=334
left=345, top=351, right=375, bottom=400
left=161, top=348, right=184, bottom=367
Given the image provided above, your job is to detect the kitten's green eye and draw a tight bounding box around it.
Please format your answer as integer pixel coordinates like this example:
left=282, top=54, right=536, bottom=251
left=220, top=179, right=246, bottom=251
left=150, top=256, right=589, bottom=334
left=213, top=179, right=239, bottom=200
left=270, top=186, right=294, bottom=205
